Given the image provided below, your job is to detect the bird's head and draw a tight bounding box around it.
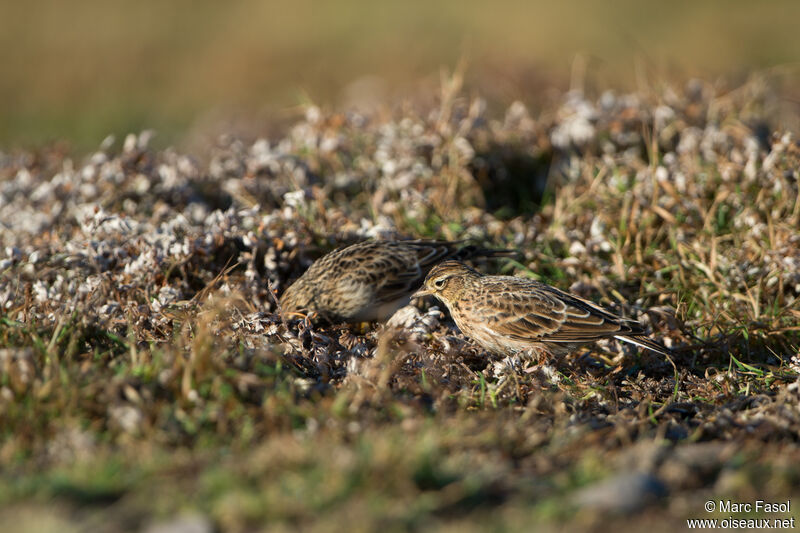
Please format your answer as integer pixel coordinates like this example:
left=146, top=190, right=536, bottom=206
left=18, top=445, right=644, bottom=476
left=412, top=261, right=480, bottom=304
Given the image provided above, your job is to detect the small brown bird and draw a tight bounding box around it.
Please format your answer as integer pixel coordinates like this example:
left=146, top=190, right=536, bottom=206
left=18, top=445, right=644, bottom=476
left=279, top=241, right=511, bottom=323
left=413, top=261, right=672, bottom=358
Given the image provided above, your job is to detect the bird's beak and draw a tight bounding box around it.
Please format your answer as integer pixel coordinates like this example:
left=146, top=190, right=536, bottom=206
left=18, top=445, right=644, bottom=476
left=412, top=287, right=431, bottom=299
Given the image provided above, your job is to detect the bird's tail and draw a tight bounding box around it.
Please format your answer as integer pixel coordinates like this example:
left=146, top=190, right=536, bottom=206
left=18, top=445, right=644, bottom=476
left=615, top=335, right=675, bottom=358
left=457, top=245, right=519, bottom=260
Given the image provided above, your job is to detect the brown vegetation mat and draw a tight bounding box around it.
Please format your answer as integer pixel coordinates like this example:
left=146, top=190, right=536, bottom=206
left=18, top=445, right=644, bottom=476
left=1, top=75, right=799, bottom=531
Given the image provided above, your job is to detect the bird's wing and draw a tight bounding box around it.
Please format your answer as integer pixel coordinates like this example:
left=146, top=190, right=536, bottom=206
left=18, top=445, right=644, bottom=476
left=480, top=280, right=641, bottom=344
left=372, top=242, right=457, bottom=303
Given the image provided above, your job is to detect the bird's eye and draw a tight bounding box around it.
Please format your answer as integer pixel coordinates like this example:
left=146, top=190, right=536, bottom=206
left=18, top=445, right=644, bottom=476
left=433, top=277, right=446, bottom=289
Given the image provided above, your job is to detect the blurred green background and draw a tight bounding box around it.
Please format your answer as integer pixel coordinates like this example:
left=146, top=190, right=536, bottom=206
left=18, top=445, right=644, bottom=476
left=1, top=0, right=798, bottom=151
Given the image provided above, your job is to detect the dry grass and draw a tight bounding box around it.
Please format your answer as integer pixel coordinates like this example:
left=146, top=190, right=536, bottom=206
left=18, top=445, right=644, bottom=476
left=1, top=72, right=799, bottom=531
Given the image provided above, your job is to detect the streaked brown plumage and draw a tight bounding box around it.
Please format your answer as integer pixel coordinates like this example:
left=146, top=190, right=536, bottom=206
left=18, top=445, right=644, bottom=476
left=413, top=261, right=672, bottom=357
left=279, top=241, right=511, bottom=323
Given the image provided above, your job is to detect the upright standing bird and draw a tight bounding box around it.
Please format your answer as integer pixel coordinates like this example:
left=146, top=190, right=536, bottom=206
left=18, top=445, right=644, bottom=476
left=413, top=261, right=672, bottom=357
left=279, top=241, right=511, bottom=323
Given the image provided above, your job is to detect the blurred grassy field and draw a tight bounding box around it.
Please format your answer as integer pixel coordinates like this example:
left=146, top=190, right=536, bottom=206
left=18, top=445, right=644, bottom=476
left=1, top=0, right=799, bottom=150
